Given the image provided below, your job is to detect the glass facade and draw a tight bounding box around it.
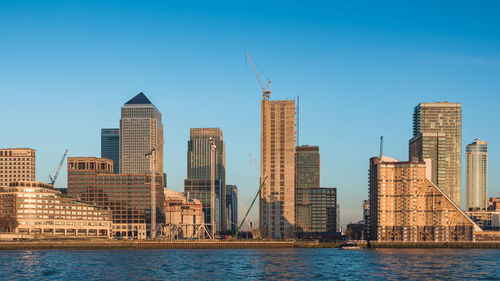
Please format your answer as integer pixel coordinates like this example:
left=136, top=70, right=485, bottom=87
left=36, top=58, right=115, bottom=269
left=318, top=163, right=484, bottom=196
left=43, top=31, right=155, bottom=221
left=101, top=128, right=120, bottom=174
left=184, top=179, right=221, bottom=234
left=295, top=187, right=337, bottom=235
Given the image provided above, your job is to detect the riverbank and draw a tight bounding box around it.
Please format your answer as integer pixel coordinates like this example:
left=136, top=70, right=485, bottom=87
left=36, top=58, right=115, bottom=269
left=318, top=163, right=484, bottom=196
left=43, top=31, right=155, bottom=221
left=1, top=240, right=500, bottom=250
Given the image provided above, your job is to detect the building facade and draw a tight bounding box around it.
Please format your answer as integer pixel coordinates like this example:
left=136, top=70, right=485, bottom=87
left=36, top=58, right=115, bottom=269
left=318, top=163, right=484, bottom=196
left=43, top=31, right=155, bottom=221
left=184, top=179, right=221, bottom=234
left=489, top=197, right=500, bottom=211
left=295, top=187, right=337, bottom=239
left=466, top=211, right=500, bottom=231
left=0, top=181, right=112, bottom=237
left=0, top=148, right=36, bottom=188
left=67, top=157, right=165, bottom=239
left=164, top=189, right=205, bottom=238
left=226, top=184, right=238, bottom=233
left=101, top=128, right=120, bottom=174
left=120, top=92, right=163, bottom=175
left=295, top=145, right=320, bottom=189
left=260, top=99, right=296, bottom=239
left=187, top=128, right=226, bottom=231
left=466, top=138, right=488, bottom=211
left=409, top=102, right=462, bottom=205
left=369, top=156, right=480, bottom=242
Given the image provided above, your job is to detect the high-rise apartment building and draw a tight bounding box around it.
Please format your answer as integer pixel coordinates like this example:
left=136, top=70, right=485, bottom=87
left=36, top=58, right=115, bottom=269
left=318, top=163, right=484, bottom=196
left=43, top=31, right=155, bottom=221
left=260, top=98, right=296, bottom=239
left=466, top=138, right=488, bottom=211
left=409, top=102, right=462, bottom=205
left=226, top=184, right=238, bottom=233
left=0, top=148, right=36, bottom=188
left=101, top=128, right=120, bottom=174
left=187, top=128, right=226, bottom=231
left=295, top=145, right=320, bottom=189
left=368, top=156, right=479, bottom=242
left=67, top=157, right=165, bottom=239
left=120, top=92, right=163, bottom=175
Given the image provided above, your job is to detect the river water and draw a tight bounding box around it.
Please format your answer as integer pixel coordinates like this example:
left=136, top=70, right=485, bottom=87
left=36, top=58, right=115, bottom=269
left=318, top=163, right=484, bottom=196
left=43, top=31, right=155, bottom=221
left=0, top=248, right=498, bottom=280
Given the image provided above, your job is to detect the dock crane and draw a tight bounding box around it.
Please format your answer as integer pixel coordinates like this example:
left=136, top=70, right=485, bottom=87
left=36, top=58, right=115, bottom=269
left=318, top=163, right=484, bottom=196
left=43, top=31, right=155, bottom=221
left=245, top=50, right=271, bottom=100
left=49, top=149, right=68, bottom=186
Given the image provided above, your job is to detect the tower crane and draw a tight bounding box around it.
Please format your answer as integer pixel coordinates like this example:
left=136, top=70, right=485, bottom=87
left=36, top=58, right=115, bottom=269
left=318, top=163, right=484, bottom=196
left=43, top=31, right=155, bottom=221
left=49, top=149, right=68, bottom=186
left=245, top=50, right=271, bottom=100
left=145, top=139, right=165, bottom=239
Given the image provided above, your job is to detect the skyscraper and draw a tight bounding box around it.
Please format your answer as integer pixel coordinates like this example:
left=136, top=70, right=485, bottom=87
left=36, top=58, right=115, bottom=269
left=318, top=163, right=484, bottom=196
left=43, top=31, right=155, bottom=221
left=409, top=102, right=462, bottom=205
left=295, top=145, right=320, bottom=189
left=226, top=184, right=238, bottom=233
left=101, top=128, right=120, bottom=174
left=120, top=92, right=163, bottom=175
left=260, top=98, right=296, bottom=239
left=187, top=128, right=226, bottom=232
left=466, top=138, right=488, bottom=211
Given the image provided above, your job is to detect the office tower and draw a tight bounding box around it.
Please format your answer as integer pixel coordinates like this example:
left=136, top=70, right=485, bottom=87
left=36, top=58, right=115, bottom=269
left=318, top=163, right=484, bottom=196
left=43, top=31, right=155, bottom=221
left=0, top=148, right=36, bottom=188
left=295, top=187, right=337, bottom=239
left=67, top=157, right=165, bottom=239
left=260, top=98, right=296, bottom=239
left=101, top=128, right=120, bottom=174
left=226, top=184, right=238, bottom=233
left=466, top=138, right=488, bottom=211
left=409, top=102, right=462, bottom=205
left=295, top=145, right=320, bottom=189
left=187, top=128, right=226, bottom=231
left=184, top=179, right=221, bottom=234
left=368, top=156, right=479, bottom=242
left=120, top=92, right=163, bottom=175
left=0, top=181, right=112, bottom=237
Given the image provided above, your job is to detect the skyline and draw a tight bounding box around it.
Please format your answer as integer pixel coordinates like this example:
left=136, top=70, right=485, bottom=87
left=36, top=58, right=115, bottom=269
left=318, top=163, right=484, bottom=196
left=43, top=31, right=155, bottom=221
left=1, top=1, right=500, bottom=228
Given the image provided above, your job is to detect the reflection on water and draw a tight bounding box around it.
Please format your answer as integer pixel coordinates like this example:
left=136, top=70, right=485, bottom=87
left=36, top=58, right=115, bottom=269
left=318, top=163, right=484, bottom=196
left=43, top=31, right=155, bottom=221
left=0, top=248, right=498, bottom=280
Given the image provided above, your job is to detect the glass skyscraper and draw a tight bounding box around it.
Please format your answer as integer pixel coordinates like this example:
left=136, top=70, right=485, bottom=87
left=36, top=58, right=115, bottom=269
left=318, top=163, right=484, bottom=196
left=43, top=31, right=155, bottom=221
left=101, top=128, right=120, bottom=174
left=187, top=128, right=226, bottom=232
left=409, top=102, right=462, bottom=205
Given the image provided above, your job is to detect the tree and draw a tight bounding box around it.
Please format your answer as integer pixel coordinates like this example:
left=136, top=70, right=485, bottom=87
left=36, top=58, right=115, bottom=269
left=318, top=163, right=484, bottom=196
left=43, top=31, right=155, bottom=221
left=0, top=215, right=18, bottom=233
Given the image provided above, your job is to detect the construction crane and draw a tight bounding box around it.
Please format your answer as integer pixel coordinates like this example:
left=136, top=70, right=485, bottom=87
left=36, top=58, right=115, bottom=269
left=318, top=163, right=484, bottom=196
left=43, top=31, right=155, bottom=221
left=49, top=149, right=68, bottom=186
left=145, top=139, right=165, bottom=239
left=380, top=136, right=384, bottom=157
left=235, top=153, right=265, bottom=238
left=245, top=50, right=271, bottom=100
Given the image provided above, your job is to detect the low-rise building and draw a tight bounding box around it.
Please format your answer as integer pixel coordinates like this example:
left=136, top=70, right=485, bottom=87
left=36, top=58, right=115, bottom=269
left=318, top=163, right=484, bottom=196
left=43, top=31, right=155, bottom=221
left=0, top=181, right=112, bottom=237
left=164, top=189, right=205, bottom=238
left=466, top=211, right=500, bottom=231
left=488, top=197, right=500, bottom=211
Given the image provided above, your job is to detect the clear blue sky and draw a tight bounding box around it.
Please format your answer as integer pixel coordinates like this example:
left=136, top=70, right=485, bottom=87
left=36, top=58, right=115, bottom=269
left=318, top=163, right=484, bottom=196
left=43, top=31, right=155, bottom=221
left=1, top=0, right=500, bottom=228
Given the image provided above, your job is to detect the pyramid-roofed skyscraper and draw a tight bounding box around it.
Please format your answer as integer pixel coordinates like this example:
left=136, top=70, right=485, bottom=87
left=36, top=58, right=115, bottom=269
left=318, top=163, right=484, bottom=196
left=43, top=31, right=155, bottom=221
left=120, top=92, right=163, bottom=175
